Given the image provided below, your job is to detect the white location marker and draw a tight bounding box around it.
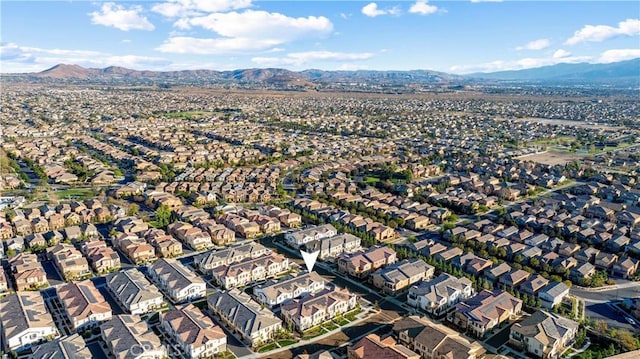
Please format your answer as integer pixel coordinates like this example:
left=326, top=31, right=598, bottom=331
left=301, top=249, right=320, bottom=272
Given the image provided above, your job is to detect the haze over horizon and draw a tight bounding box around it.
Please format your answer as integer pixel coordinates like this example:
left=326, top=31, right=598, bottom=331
left=1, top=1, right=639, bottom=74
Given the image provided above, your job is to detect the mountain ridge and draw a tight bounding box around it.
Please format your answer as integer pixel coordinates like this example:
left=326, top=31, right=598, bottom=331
left=470, top=58, right=640, bottom=81
left=3, top=59, right=638, bottom=87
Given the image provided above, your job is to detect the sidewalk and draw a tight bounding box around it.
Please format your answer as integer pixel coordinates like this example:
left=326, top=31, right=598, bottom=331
left=574, top=281, right=640, bottom=293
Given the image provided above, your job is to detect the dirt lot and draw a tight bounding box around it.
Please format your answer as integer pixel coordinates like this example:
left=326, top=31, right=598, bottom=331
left=517, top=150, right=585, bottom=166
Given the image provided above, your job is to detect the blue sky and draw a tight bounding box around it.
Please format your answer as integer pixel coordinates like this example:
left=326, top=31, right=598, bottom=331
left=1, top=1, right=639, bottom=73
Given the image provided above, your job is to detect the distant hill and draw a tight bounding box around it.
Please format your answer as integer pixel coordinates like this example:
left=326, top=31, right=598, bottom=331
left=10, top=63, right=464, bottom=90
left=5, top=60, right=638, bottom=88
left=472, top=58, right=640, bottom=81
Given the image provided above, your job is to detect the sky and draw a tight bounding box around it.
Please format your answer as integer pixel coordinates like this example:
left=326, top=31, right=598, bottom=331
left=1, top=1, right=639, bottom=74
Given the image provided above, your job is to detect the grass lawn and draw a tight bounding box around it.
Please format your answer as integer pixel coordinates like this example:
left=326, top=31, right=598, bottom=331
left=345, top=308, right=363, bottom=322
left=53, top=188, right=97, bottom=201
left=324, top=322, right=338, bottom=331
left=529, top=136, right=575, bottom=146
left=277, top=339, right=297, bottom=347
left=335, top=318, right=350, bottom=326
left=257, top=343, right=278, bottom=353
left=364, top=176, right=380, bottom=184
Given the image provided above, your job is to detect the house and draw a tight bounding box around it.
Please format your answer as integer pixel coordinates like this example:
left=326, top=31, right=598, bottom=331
left=498, top=269, right=531, bottom=289
left=407, top=273, right=474, bottom=317
left=236, top=222, right=261, bottom=239
left=305, top=233, right=362, bottom=260
left=509, top=310, right=578, bottom=359
left=0, top=222, right=14, bottom=239
left=46, top=244, right=91, bottom=281
left=193, top=220, right=236, bottom=246
left=594, top=252, right=618, bottom=270
left=106, top=269, right=164, bottom=315
left=406, top=216, right=432, bottom=231
left=57, top=280, right=112, bottom=331
left=574, top=247, right=599, bottom=264
left=101, top=314, right=166, bottom=359
left=485, top=263, right=512, bottom=284
left=168, top=222, right=213, bottom=251
left=337, top=246, right=397, bottom=278
left=281, top=286, right=358, bottom=332
left=393, top=316, right=486, bottom=359
left=348, top=333, right=419, bottom=359
left=9, top=253, right=48, bottom=291
left=195, top=242, right=269, bottom=274
left=435, top=247, right=464, bottom=262
left=612, top=257, right=639, bottom=279
left=254, top=271, right=326, bottom=307
left=161, top=304, right=227, bottom=359
left=25, top=233, right=47, bottom=250
left=28, top=333, right=92, bottom=359
left=211, top=252, right=291, bottom=289
left=520, top=275, right=550, bottom=296
left=207, top=290, right=282, bottom=347
left=86, top=244, right=120, bottom=273
left=63, top=225, right=82, bottom=241
left=372, top=258, right=435, bottom=294
left=147, top=258, right=206, bottom=303
left=608, top=235, right=630, bottom=252
left=278, top=212, right=302, bottom=228
left=538, top=282, right=570, bottom=309
left=115, top=234, right=157, bottom=264
left=451, top=290, right=523, bottom=337
left=285, top=224, right=337, bottom=248
left=570, top=262, right=596, bottom=283
left=0, top=291, right=58, bottom=352
left=558, top=242, right=581, bottom=257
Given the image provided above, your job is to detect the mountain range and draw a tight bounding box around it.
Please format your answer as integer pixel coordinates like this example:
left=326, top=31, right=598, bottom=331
left=471, top=58, right=640, bottom=82
left=3, top=59, right=639, bottom=87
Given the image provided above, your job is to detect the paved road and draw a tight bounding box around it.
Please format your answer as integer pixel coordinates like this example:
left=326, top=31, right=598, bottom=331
left=583, top=302, right=639, bottom=332
left=570, top=282, right=640, bottom=303
left=571, top=282, right=640, bottom=332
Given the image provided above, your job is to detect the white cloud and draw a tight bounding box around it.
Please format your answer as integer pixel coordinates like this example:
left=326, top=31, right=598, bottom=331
left=157, top=10, right=333, bottom=54
left=450, top=54, right=592, bottom=74
left=252, top=51, right=374, bottom=67
left=409, top=0, right=438, bottom=15
left=598, top=49, right=640, bottom=63
left=565, top=18, right=640, bottom=45
left=151, top=0, right=252, bottom=18
left=553, top=49, right=571, bottom=58
left=516, top=38, right=551, bottom=51
left=176, top=10, right=332, bottom=39
left=0, top=42, right=170, bottom=73
left=361, top=3, right=400, bottom=17
left=156, top=36, right=281, bottom=54
left=89, top=3, right=154, bottom=31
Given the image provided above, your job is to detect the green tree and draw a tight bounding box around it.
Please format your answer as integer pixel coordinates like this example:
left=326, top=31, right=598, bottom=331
left=127, top=203, right=139, bottom=216
left=155, top=205, right=172, bottom=227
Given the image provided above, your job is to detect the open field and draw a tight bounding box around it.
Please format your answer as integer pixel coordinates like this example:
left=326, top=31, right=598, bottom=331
left=504, top=117, right=627, bottom=130
left=517, top=151, right=585, bottom=166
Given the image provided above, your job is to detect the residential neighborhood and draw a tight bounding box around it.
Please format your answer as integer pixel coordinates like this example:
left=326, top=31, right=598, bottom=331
left=0, top=77, right=639, bottom=359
